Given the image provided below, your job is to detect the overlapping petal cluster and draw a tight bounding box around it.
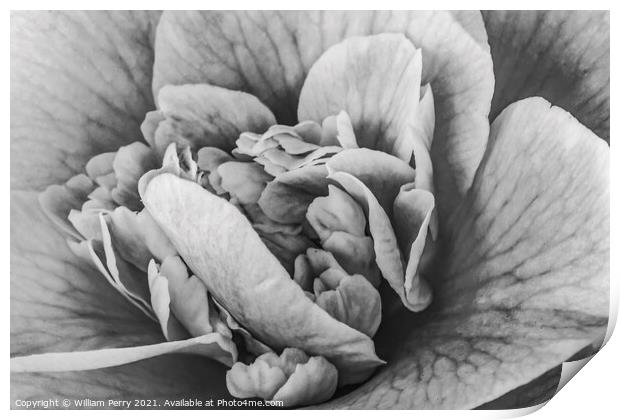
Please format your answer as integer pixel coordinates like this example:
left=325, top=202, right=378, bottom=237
left=14, top=34, right=438, bottom=406
left=10, top=11, right=609, bottom=410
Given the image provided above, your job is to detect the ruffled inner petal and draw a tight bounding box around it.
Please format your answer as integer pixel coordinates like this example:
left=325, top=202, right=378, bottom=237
left=272, top=355, right=338, bottom=407
left=227, top=348, right=338, bottom=406
left=314, top=275, right=381, bottom=338
left=39, top=174, right=95, bottom=241
left=326, top=148, right=416, bottom=217
left=110, top=142, right=158, bottom=210
left=147, top=259, right=189, bottom=341
left=258, top=165, right=330, bottom=224
left=327, top=170, right=432, bottom=312
left=306, top=185, right=380, bottom=286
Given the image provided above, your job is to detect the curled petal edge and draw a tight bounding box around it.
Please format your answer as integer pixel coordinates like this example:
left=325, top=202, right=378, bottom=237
left=11, top=333, right=237, bottom=372
left=326, top=169, right=432, bottom=312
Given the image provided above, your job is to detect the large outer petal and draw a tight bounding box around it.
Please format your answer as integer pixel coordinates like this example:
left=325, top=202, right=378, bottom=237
left=450, top=11, right=488, bottom=48
left=11, top=11, right=231, bottom=405
left=483, top=10, right=609, bottom=141
left=11, top=11, right=160, bottom=190
left=153, top=11, right=494, bottom=230
left=321, top=98, right=608, bottom=408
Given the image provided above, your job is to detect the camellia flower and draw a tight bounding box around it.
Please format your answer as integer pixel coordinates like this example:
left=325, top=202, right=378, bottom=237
left=11, top=11, right=609, bottom=409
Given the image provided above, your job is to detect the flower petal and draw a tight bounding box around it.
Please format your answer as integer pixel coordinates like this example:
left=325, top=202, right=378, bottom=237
left=152, top=84, right=276, bottom=153
left=153, top=11, right=494, bottom=231
left=272, top=355, right=338, bottom=407
left=409, top=85, right=436, bottom=197
left=217, top=162, right=273, bottom=205
left=39, top=174, right=95, bottom=241
left=256, top=230, right=315, bottom=275
left=12, top=333, right=237, bottom=372
left=110, top=142, right=158, bottom=210
left=213, top=299, right=273, bottom=357
left=327, top=148, right=415, bottom=217
left=258, top=165, right=330, bottom=224
left=321, top=98, right=608, bottom=408
left=227, top=348, right=338, bottom=406
left=108, top=207, right=177, bottom=271
left=306, top=185, right=380, bottom=286
left=11, top=192, right=231, bottom=405
left=197, top=147, right=234, bottom=171
left=79, top=216, right=154, bottom=322
left=449, top=11, right=488, bottom=48
left=141, top=173, right=383, bottom=384
left=67, top=209, right=102, bottom=241
left=12, top=193, right=155, bottom=354
left=393, top=186, right=436, bottom=311
left=327, top=171, right=430, bottom=312
left=11, top=11, right=160, bottom=190
left=226, top=356, right=287, bottom=400
left=306, top=184, right=366, bottom=240
left=483, top=11, right=609, bottom=140
left=147, top=259, right=189, bottom=341
left=298, top=34, right=422, bottom=162
left=315, top=275, right=382, bottom=338
left=160, top=258, right=223, bottom=338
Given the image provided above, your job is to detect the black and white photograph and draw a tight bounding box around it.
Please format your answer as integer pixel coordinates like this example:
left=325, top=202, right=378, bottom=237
left=9, top=8, right=612, bottom=411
